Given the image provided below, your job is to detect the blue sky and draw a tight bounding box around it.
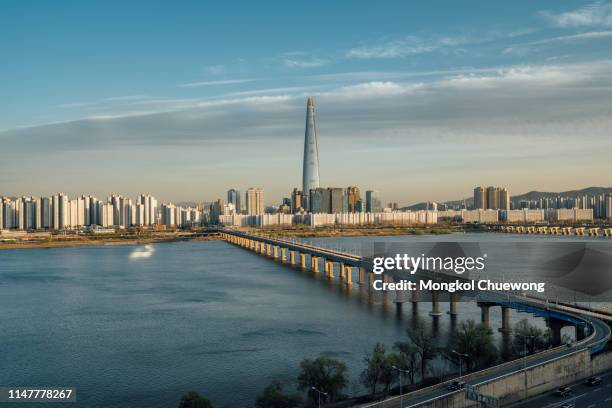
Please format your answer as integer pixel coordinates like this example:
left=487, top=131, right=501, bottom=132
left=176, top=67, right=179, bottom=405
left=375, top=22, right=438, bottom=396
left=2, top=1, right=612, bottom=204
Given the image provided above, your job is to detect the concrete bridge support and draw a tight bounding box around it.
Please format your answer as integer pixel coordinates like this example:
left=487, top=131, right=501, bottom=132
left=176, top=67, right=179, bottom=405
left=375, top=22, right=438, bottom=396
left=299, top=253, right=306, bottom=269
left=449, top=293, right=458, bottom=316
left=576, top=323, right=587, bottom=341
left=280, top=248, right=287, bottom=263
left=290, top=251, right=296, bottom=265
left=499, top=306, right=512, bottom=333
left=345, top=266, right=352, bottom=285
left=479, top=302, right=493, bottom=327
left=368, top=272, right=377, bottom=291
left=273, top=246, right=279, bottom=260
left=311, top=256, right=319, bottom=273
left=358, top=267, right=367, bottom=285
left=430, top=291, right=442, bottom=316
left=547, top=318, right=566, bottom=347
left=412, top=289, right=420, bottom=308
left=325, top=260, right=334, bottom=278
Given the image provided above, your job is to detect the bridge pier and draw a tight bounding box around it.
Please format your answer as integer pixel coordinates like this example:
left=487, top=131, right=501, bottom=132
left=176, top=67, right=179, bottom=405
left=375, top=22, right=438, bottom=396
left=576, top=323, right=587, bottom=341
left=368, top=272, right=377, bottom=291
left=430, top=291, right=442, bottom=316
left=290, top=250, right=296, bottom=265
left=358, top=267, right=367, bottom=285
left=280, top=248, right=287, bottom=263
left=325, top=260, right=334, bottom=278
left=478, top=302, right=493, bottom=327
left=273, top=246, right=279, bottom=260
left=449, top=292, right=458, bottom=316
left=311, top=256, right=319, bottom=273
left=547, top=318, right=566, bottom=347
left=300, top=253, right=306, bottom=269
left=345, top=266, right=352, bottom=285
left=499, top=306, right=512, bottom=333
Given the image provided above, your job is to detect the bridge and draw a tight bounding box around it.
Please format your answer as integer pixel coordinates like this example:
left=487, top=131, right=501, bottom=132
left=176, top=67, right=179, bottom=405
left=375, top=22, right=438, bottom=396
left=219, top=229, right=612, bottom=407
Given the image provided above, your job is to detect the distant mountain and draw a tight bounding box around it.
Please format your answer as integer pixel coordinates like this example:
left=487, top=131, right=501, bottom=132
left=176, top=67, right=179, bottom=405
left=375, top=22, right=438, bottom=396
left=511, top=187, right=612, bottom=202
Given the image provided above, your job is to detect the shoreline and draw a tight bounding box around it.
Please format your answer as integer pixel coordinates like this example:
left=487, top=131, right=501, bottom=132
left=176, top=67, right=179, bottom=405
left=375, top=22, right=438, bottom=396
left=0, top=235, right=217, bottom=250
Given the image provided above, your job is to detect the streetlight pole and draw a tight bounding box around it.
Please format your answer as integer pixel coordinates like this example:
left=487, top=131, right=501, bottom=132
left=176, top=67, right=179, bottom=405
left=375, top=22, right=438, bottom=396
left=519, top=335, right=534, bottom=399
left=392, top=366, right=411, bottom=408
left=311, top=386, right=327, bottom=408
left=452, top=350, right=469, bottom=378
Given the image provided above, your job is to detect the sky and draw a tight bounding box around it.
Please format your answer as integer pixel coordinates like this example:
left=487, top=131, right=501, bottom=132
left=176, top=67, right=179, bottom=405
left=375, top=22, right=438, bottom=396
left=1, top=1, right=612, bottom=205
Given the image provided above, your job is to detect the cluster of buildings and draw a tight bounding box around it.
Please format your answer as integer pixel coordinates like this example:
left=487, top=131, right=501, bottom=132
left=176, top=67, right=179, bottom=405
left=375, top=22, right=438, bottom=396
left=473, top=186, right=511, bottom=210
left=513, top=194, right=612, bottom=219
left=3, top=99, right=611, bottom=233
left=0, top=194, right=204, bottom=231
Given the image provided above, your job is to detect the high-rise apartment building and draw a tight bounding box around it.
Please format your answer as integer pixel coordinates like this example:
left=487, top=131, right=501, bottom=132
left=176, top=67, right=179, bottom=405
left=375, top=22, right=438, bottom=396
left=473, top=186, right=486, bottom=209
left=346, top=186, right=361, bottom=213
left=291, top=188, right=303, bottom=213
left=246, top=188, right=264, bottom=215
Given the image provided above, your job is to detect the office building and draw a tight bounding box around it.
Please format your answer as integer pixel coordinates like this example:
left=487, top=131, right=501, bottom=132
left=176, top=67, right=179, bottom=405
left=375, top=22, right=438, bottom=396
left=227, top=189, right=241, bottom=214
left=365, top=190, right=382, bottom=213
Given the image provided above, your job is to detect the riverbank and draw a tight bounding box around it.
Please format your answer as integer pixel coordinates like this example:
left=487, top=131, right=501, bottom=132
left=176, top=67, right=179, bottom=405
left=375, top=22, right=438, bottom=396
left=0, top=233, right=218, bottom=250
left=246, top=225, right=460, bottom=238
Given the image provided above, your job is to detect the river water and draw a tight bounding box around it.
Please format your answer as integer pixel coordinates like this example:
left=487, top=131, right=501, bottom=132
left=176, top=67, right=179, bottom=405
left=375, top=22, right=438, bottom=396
left=0, top=233, right=603, bottom=407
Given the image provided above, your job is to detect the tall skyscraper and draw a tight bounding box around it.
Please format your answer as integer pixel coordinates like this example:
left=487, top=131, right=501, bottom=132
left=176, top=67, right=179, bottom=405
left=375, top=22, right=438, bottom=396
left=499, top=188, right=510, bottom=210
left=486, top=186, right=500, bottom=210
left=302, top=97, right=320, bottom=209
left=365, top=190, right=381, bottom=213
left=346, top=186, right=361, bottom=213
left=473, top=186, right=486, bottom=209
left=227, top=189, right=241, bottom=214
left=246, top=188, right=264, bottom=215
left=291, top=188, right=303, bottom=213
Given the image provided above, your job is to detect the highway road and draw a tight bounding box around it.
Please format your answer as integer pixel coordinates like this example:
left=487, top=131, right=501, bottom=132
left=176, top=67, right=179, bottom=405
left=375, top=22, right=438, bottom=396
left=359, top=295, right=611, bottom=408
left=506, top=370, right=612, bottom=408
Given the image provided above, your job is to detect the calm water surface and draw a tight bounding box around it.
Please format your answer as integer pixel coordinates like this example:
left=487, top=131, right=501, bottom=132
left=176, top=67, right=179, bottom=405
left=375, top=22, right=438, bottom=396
left=1, top=234, right=591, bottom=407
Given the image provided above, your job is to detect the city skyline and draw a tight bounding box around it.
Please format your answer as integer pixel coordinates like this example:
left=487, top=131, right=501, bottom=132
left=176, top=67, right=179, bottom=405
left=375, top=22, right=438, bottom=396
left=2, top=1, right=612, bottom=203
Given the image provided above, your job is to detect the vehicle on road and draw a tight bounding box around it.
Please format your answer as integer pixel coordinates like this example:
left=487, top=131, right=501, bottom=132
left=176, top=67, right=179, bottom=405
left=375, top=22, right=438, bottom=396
left=560, top=403, right=575, bottom=408
left=447, top=380, right=465, bottom=391
left=555, top=386, right=573, bottom=397
left=584, top=376, right=602, bottom=386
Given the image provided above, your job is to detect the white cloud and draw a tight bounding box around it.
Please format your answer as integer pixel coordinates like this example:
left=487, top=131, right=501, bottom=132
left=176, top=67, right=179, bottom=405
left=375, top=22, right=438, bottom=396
left=204, top=65, right=226, bottom=75
left=282, top=52, right=327, bottom=69
left=177, top=79, right=257, bottom=88
left=346, top=37, right=438, bottom=59
left=540, top=2, right=612, bottom=28
left=503, top=30, right=612, bottom=55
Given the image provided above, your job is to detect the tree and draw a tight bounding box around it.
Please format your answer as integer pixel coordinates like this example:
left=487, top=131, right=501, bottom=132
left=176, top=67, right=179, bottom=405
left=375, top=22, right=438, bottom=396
left=361, top=344, right=401, bottom=397
left=178, top=392, right=213, bottom=408
left=255, top=381, right=301, bottom=408
left=393, top=341, right=419, bottom=384
left=406, top=325, right=436, bottom=380
left=513, top=319, right=549, bottom=355
left=297, top=357, right=348, bottom=402
left=448, top=320, right=497, bottom=371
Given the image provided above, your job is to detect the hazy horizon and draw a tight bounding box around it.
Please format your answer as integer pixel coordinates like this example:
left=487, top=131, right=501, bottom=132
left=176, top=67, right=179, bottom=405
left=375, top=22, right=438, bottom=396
left=2, top=1, right=612, bottom=204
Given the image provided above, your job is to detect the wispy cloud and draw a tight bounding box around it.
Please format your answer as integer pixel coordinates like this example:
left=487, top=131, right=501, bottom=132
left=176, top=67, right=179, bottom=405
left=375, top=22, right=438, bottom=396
left=204, top=65, right=226, bottom=75
left=281, top=52, right=327, bottom=69
left=346, top=37, right=439, bottom=59
left=177, top=79, right=257, bottom=88
left=503, top=30, right=612, bottom=55
left=344, top=30, right=533, bottom=60
left=540, top=1, right=612, bottom=28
